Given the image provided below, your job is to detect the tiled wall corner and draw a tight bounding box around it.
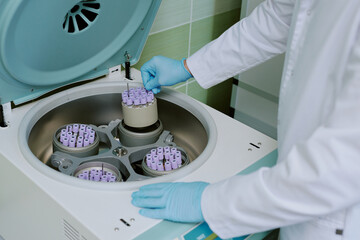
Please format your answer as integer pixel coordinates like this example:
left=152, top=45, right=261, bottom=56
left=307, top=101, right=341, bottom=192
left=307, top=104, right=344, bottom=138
left=134, top=0, right=241, bottom=115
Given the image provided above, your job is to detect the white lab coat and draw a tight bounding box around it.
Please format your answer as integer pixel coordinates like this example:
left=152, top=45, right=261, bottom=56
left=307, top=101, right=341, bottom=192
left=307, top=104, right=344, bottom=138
left=187, top=0, right=360, bottom=239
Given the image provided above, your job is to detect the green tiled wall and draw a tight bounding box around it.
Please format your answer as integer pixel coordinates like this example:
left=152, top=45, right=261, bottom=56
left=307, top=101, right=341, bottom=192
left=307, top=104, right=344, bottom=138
left=133, top=0, right=241, bottom=115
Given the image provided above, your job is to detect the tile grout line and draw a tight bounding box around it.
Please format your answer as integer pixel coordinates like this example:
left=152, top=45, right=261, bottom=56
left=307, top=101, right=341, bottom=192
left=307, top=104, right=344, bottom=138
left=149, top=7, right=241, bottom=36
left=186, top=0, right=194, bottom=96
left=149, top=21, right=191, bottom=36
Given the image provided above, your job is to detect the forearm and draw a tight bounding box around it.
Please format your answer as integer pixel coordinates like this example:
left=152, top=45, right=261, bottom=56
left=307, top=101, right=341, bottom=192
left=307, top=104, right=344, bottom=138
left=187, top=0, right=295, bottom=88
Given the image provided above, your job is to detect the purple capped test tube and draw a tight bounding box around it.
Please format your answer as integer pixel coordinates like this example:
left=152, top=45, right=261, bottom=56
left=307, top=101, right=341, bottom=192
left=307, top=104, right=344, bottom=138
left=73, top=124, right=79, bottom=133
left=77, top=139, right=83, bottom=148
left=62, top=137, right=69, bottom=146
left=79, top=128, right=85, bottom=136
left=150, top=161, right=157, bottom=170
left=106, top=173, right=113, bottom=181
left=150, top=149, right=157, bottom=156
left=158, top=152, right=164, bottom=161
left=86, top=126, right=92, bottom=133
left=146, top=95, right=153, bottom=103
left=157, top=162, right=164, bottom=171
left=126, top=98, right=133, bottom=106
left=94, top=173, right=100, bottom=181
left=153, top=155, right=159, bottom=164
left=164, top=151, right=170, bottom=160
left=140, top=97, right=147, bottom=105
left=83, top=138, right=90, bottom=147
left=66, top=125, right=72, bottom=132
left=148, top=91, right=154, bottom=100
left=60, top=133, right=66, bottom=142
left=146, top=157, right=152, bottom=167
left=66, top=132, right=72, bottom=138
left=83, top=173, right=89, bottom=180
left=171, top=148, right=177, bottom=154
left=171, top=159, right=178, bottom=169
left=110, top=176, right=116, bottom=182
left=134, top=98, right=140, bottom=106
left=176, top=155, right=182, bottom=165
left=89, top=134, right=95, bottom=144
left=165, top=161, right=172, bottom=171
left=78, top=174, right=85, bottom=179
left=164, top=146, right=170, bottom=152
left=101, top=175, right=107, bottom=182
left=69, top=139, right=76, bottom=148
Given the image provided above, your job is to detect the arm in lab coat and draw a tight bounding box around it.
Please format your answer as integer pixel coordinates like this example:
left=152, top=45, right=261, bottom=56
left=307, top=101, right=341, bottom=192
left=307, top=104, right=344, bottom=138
left=201, top=34, right=360, bottom=239
left=187, top=0, right=295, bottom=88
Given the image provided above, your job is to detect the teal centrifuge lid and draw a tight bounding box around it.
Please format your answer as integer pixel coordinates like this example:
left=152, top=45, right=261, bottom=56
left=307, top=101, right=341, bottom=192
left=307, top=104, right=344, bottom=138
left=0, top=0, right=161, bottom=104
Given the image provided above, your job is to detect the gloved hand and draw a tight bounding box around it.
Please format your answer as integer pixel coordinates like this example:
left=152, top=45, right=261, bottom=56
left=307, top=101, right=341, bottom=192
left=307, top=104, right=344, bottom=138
left=132, top=182, right=209, bottom=223
left=141, top=56, right=193, bottom=94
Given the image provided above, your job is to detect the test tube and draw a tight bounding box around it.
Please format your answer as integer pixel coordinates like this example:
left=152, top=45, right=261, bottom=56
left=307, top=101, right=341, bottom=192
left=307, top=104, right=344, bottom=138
left=126, top=98, right=133, bottom=106
left=171, top=148, right=177, bottom=154
left=76, top=139, right=83, bottom=148
left=165, top=161, right=172, bottom=171
left=157, top=162, right=164, bottom=171
left=164, top=152, right=170, bottom=160
left=94, top=173, right=100, bottom=181
left=73, top=124, right=79, bottom=133
left=62, top=137, right=69, bottom=146
left=60, top=133, right=66, bottom=142
left=146, top=157, right=152, bottom=167
left=146, top=95, right=153, bottom=103
left=150, top=149, right=157, bottom=156
left=150, top=161, right=157, bottom=170
left=176, top=155, right=182, bottom=165
left=69, top=139, right=75, bottom=148
left=83, top=138, right=90, bottom=147
left=153, top=155, right=159, bottom=164
left=171, top=159, right=178, bottom=169
left=86, top=126, right=92, bottom=133
left=89, top=134, right=95, bottom=144
left=134, top=98, right=140, bottom=106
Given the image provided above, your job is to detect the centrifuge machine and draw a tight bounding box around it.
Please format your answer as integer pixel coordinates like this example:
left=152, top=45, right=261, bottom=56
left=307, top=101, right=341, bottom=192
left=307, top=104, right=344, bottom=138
left=0, top=1, right=277, bottom=239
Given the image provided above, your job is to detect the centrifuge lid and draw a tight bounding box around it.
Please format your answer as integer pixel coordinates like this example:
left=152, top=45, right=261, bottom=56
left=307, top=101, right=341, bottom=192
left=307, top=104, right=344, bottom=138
left=0, top=0, right=161, bottom=104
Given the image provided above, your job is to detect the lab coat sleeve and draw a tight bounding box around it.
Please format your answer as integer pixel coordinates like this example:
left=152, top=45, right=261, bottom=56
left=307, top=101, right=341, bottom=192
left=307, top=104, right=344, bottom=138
left=186, top=0, right=295, bottom=89
left=201, top=38, right=360, bottom=238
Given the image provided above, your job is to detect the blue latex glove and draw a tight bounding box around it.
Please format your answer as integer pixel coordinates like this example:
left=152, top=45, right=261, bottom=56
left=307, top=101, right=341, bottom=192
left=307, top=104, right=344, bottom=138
left=132, top=182, right=209, bottom=223
left=141, top=56, right=193, bottom=94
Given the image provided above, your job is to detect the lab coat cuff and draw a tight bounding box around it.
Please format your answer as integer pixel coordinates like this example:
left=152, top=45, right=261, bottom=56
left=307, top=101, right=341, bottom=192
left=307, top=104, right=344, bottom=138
left=187, top=54, right=215, bottom=89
